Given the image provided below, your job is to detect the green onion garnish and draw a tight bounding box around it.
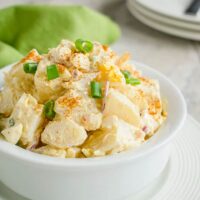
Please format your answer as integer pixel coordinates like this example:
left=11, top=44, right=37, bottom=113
left=75, top=39, right=93, bottom=53
left=121, top=70, right=141, bottom=86
left=121, top=70, right=131, bottom=80
left=90, top=81, right=102, bottom=98
left=46, top=64, right=59, bottom=80
left=126, top=77, right=141, bottom=86
left=23, top=62, right=38, bottom=74
left=8, top=118, right=15, bottom=127
left=43, top=100, right=56, bottom=120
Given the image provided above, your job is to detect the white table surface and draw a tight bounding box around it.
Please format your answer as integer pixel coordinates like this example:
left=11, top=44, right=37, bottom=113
left=1, top=0, right=200, bottom=121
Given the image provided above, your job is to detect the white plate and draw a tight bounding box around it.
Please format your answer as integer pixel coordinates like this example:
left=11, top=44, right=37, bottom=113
left=135, top=0, right=200, bottom=24
left=0, top=115, right=199, bottom=200
left=131, top=0, right=200, bottom=31
left=127, top=1, right=200, bottom=41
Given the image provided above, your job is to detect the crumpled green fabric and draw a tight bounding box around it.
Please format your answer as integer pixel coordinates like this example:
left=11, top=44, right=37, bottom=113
left=0, top=5, right=120, bottom=68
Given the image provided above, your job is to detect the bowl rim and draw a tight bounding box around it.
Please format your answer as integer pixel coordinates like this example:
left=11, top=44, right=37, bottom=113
left=0, top=61, right=187, bottom=168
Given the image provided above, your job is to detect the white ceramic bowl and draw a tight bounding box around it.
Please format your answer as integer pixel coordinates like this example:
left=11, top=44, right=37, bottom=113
left=0, top=61, right=186, bottom=200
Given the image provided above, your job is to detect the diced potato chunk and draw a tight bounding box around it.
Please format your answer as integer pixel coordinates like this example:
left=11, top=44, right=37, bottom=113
left=0, top=87, right=15, bottom=116
left=141, top=112, right=161, bottom=136
left=89, top=42, right=117, bottom=68
left=63, top=72, right=97, bottom=92
left=82, top=116, right=145, bottom=157
left=55, top=89, right=102, bottom=131
left=70, top=53, right=90, bottom=71
left=112, top=83, right=148, bottom=112
left=9, top=93, right=44, bottom=145
left=33, top=145, right=66, bottom=158
left=137, top=78, right=162, bottom=115
left=48, top=40, right=74, bottom=66
left=104, top=89, right=142, bottom=128
left=1, top=123, right=23, bottom=144
left=34, top=56, right=71, bottom=103
left=41, top=118, right=87, bottom=149
left=0, top=49, right=41, bottom=115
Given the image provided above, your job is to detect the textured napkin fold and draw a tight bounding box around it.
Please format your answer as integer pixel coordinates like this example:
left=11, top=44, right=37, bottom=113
left=0, top=5, right=120, bottom=68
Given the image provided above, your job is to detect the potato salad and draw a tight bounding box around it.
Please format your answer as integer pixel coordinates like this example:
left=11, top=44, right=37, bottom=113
left=0, top=39, right=167, bottom=158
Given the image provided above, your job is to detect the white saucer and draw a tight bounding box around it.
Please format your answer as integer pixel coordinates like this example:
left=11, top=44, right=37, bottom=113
left=1, top=115, right=200, bottom=200
left=135, top=0, right=200, bottom=24
left=132, top=1, right=200, bottom=31
left=127, top=0, right=200, bottom=41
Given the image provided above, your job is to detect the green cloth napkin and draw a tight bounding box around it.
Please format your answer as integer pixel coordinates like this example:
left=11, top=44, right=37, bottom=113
left=0, top=5, right=120, bottom=68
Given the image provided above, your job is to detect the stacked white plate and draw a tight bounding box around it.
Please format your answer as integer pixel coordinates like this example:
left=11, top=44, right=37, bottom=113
left=127, top=0, right=200, bottom=40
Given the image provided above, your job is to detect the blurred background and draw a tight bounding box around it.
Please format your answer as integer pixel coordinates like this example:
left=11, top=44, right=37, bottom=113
left=0, top=0, right=200, bottom=121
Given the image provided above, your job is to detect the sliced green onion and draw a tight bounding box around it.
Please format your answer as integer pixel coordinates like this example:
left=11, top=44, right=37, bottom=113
left=126, top=78, right=141, bottom=86
left=75, top=39, right=93, bottom=53
left=121, top=70, right=131, bottom=79
left=8, top=118, right=15, bottom=127
left=46, top=64, right=59, bottom=80
left=23, top=62, right=38, bottom=74
left=121, top=70, right=141, bottom=86
left=90, top=81, right=102, bottom=98
left=43, top=100, right=56, bottom=120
